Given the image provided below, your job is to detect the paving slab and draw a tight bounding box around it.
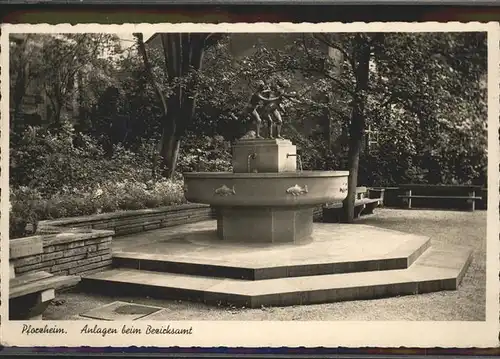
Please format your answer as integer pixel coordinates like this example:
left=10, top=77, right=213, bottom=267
left=79, top=301, right=164, bottom=321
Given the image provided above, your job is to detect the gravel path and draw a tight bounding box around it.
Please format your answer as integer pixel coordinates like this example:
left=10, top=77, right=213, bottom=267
left=43, top=208, right=486, bottom=321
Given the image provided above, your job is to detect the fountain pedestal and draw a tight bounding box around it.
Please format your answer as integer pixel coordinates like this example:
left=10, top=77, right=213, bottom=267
left=216, top=139, right=313, bottom=243
left=216, top=207, right=313, bottom=243
left=232, top=138, right=297, bottom=173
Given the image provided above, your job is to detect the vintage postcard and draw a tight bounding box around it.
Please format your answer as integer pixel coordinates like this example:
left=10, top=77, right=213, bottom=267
left=1, top=21, right=499, bottom=348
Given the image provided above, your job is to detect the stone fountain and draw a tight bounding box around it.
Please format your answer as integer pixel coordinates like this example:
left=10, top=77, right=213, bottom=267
left=183, top=138, right=349, bottom=244
left=83, top=83, right=473, bottom=309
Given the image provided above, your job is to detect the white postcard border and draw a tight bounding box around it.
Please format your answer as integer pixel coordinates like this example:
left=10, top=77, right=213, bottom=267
left=1, top=21, right=498, bottom=348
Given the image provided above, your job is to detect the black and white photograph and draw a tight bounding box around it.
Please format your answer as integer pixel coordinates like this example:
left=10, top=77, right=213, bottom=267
left=1, top=22, right=498, bottom=348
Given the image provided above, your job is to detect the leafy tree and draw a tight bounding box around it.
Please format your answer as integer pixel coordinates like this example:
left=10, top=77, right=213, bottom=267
left=9, top=34, right=45, bottom=132
left=44, top=34, right=120, bottom=128
left=281, top=32, right=486, bottom=222
left=134, top=32, right=225, bottom=179
left=108, top=48, right=164, bottom=151
left=371, top=33, right=487, bottom=185
left=10, top=33, right=121, bottom=132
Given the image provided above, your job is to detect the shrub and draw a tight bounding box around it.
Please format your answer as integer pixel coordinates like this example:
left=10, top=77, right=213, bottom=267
left=9, top=187, right=46, bottom=239
left=10, top=125, right=159, bottom=197
left=11, top=125, right=106, bottom=196
left=177, top=133, right=232, bottom=173
left=9, top=178, right=186, bottom=239
left=95, top=179, right=186, bottom=211
left=9, top=124, right=192, bottom=239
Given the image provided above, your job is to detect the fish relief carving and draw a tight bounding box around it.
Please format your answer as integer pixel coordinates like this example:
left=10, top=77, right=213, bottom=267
left=214, top=184, right=236, bottom=196
left=286, top=184, right=308, bottom=196
left=339, top=183, right=348, bottom=193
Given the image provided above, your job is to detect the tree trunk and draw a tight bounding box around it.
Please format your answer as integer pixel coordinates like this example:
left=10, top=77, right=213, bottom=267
left=163, top=33, right=207, bottom=178
left=47, top=97, right=63, bottom=131
left=12, top=36, right=31, bottom=132
left=12, top=64, right=27, bottom=129
left=342, top=108, right=364, bottom=222
left=160, top=109, right=181, bottom=179
left=325, top=108, right=332, bottom=149
left=135, top=32, right=211, bottom=179
left=163, top=135, right=181, bottom=179
left=134, top=33, right=170, bottom=179
left=341, top=35, right=371, bottom=223
left=53, top=100, right=62, bottom=127
left=180, top=35, right=206, bottom=135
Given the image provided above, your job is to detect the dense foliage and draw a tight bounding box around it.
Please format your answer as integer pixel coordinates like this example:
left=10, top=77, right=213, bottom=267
left=10, top=123, right=185, bottom=238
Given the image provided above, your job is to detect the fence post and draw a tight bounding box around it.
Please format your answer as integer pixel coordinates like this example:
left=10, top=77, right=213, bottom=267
left=468, top=191, right=476, bottom=211
left=404, top=189, right=412, bottom=209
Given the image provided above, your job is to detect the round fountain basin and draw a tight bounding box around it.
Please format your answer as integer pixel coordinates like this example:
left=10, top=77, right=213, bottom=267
left=183, top=171, right=349, bottom=207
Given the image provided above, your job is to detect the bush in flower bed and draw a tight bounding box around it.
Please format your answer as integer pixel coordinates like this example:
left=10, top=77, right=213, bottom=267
left=10, top=179, right=186, bottom=239
left=10, top=125, right=160, bottom=197
left=9, top=124, right=232, bottom=239
left=177, top=133, right=232, bottom=173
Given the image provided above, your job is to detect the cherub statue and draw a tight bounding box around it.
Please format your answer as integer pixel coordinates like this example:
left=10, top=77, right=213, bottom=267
left=232, top=80, right=280, bottom=139
left=262, top=78, right=301, bottom=139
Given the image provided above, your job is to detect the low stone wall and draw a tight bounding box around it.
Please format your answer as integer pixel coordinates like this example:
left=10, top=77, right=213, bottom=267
left=10, top=229, right=114, bottom=277
left=11, top=204, right=215, bottom=280
left=38, top=203, right=215, bottom=237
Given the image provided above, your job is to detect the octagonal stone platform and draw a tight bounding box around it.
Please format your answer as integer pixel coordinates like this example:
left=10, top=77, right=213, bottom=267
left=82, top=221, right=472, bottom=307
left=110, top=223, right=431, bottom=279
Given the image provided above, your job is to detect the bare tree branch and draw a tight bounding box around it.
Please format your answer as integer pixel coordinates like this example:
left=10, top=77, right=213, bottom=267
left=312, top=33, right=355, bottom=70
left=301, top=34, right=320, bottom=69
left=286, top=64, right=356, bottom=97
left=133, top=32, right=169, bottom=114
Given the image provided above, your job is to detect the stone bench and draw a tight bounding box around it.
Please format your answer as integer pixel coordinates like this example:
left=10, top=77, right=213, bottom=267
left=8, top=236, right=81, bottom=320
left=397, top=184, right=482, bottom=211
left=323, top=187, right=384, bottom=222
left=9, top=269, right=80, bottom=320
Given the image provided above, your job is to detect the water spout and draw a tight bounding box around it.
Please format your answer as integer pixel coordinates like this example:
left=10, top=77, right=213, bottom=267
left=287, top=153, right=303, bottom=172
left=247, top=153, right=257, bottom=172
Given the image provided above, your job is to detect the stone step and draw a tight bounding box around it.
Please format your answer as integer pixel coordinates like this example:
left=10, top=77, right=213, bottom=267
left=82, top=246, right=472, bottom=308
left=112, top=234, right=430, bottom=280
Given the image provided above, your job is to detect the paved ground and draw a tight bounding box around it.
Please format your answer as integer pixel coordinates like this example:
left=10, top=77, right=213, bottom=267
left=43, top=208, right=486, bottom=321
left=112, top=221, right=431, bottom=268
